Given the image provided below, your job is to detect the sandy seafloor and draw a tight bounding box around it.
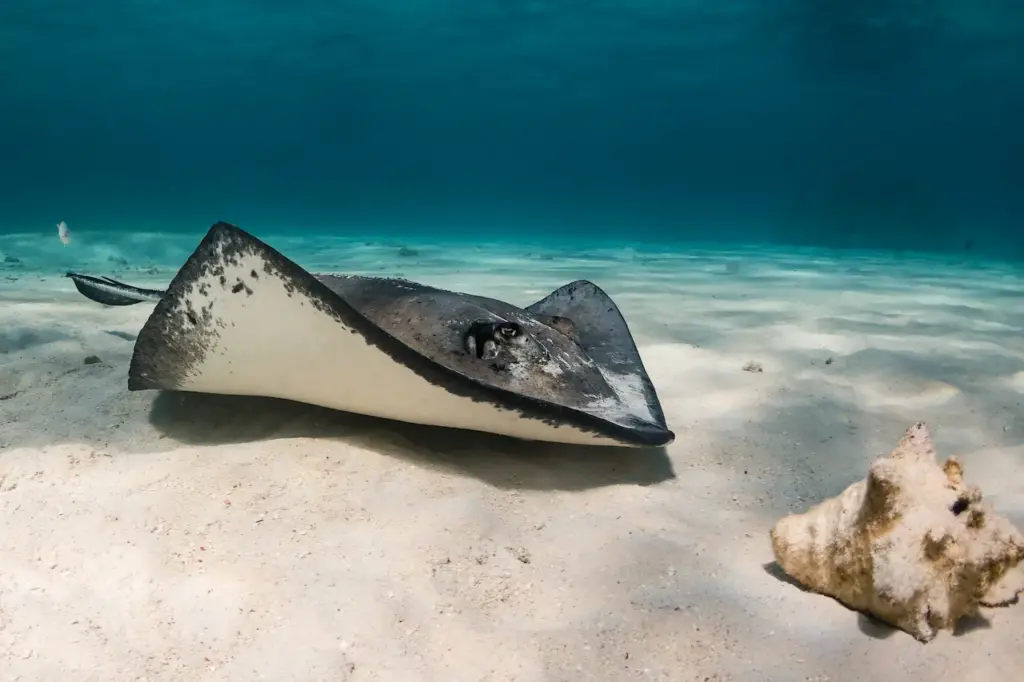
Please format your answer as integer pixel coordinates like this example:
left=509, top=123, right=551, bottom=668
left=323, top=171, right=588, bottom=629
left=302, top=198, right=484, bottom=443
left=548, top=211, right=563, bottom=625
left=1, top=228, right=1023, bottom=682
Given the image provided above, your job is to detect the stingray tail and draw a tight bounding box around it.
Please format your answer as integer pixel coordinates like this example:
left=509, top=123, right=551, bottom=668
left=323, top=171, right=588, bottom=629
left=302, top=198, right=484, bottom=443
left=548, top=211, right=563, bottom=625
left=66, top=272, right=166, bottom=306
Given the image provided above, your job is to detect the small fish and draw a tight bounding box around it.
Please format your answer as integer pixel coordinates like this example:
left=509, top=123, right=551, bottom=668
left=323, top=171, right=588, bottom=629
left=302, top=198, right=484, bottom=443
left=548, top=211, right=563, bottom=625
left=57, top=220, right=71, bottom=246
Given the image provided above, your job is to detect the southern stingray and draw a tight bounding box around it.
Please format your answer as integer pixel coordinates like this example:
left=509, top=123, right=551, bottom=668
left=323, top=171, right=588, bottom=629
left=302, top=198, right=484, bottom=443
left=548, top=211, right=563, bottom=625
left=66, top=222, right=674, bottom=447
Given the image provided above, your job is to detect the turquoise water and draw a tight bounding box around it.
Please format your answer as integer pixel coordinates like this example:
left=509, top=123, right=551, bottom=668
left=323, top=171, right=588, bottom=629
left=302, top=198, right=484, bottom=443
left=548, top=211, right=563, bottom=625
left=1, top=2, right=1022, bottom=258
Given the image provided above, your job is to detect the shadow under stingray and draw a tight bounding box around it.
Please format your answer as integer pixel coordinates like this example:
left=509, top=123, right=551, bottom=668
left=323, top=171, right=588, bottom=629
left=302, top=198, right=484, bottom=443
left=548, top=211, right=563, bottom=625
left=147, top=391, right=676, bottom=492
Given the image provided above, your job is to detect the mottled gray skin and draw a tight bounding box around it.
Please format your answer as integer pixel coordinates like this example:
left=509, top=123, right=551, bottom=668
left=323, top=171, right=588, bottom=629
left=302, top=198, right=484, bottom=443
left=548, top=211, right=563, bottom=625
left=316, top=274, right=615, bottom=412
left=526, top=280, right=667, bottom=426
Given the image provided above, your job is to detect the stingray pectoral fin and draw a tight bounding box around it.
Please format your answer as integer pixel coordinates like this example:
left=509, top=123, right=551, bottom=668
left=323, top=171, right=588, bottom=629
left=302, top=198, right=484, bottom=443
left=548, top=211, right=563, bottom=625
left=527, top=279, right=670, bottom=432
left=66, top=272, right=166, bottom=306
left=128, top=222, right=665, bottom=446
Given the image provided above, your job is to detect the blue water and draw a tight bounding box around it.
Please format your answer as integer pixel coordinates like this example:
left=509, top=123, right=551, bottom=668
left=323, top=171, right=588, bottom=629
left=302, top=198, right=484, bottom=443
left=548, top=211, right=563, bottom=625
left=1, top=1, right=1022, bottom=258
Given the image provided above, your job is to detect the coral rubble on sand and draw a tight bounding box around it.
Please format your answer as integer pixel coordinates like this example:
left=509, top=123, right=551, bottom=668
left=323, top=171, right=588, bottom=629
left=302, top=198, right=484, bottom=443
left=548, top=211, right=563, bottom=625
left=770, top=422, right=1024, bottom=642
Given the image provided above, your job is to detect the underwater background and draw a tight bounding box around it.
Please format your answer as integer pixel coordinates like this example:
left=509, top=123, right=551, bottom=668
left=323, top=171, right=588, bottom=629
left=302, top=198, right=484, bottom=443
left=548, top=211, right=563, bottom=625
left=1, top=1, right=1022, bottom=258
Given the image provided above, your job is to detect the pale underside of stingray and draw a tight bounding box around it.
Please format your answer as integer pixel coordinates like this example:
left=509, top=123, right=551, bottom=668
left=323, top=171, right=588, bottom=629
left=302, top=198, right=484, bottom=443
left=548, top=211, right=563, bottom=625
left=66, top=222, right=674, bottom=447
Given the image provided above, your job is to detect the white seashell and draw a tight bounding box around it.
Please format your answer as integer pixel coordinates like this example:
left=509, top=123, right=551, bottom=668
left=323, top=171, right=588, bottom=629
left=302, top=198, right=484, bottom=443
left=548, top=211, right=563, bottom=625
left=770, top=422, right=1024, bottom=642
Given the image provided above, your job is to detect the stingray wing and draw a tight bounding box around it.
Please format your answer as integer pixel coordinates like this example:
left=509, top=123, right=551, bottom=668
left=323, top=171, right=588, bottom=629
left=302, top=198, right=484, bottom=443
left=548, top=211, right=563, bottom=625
left=128, top=222, right=673, bottom=447
left=315, top=274, right=670, bottom=433
left=525, top=280, right=668, bottom=429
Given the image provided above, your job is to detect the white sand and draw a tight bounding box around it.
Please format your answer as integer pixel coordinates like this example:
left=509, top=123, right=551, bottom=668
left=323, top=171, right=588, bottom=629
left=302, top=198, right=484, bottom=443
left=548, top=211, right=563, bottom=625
left=1, top=231, right=1023, bottom=681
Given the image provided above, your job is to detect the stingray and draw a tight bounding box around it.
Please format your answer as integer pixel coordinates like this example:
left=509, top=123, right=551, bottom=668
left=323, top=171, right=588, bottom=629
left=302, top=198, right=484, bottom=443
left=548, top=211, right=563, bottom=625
left=66, top=222, right=674, bottom=447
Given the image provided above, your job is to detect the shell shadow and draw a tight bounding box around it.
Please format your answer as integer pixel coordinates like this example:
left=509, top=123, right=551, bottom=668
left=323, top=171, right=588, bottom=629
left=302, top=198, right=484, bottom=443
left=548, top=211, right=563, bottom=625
left=146, top=391, right=676, bottom=492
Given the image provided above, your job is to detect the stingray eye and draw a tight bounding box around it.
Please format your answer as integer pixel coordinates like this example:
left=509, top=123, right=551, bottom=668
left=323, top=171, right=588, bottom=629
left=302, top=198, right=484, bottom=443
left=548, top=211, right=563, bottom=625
left=497, top=323, right=521, bottom=338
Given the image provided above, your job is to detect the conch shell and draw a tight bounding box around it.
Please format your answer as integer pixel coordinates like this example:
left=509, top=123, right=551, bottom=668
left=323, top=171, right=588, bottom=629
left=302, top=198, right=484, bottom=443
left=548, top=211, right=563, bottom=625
left=770, top=422, right=1024, bottom=642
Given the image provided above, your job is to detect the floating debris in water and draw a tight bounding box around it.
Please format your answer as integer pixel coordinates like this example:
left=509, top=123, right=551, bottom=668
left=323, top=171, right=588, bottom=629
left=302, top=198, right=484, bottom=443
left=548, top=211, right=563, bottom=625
left=57, top=220, right=71, bottom=246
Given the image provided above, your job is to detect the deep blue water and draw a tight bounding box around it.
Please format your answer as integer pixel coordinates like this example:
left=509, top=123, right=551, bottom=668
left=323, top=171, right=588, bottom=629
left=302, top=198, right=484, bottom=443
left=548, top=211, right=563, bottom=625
left=1, top=1, right=1022, bottom=258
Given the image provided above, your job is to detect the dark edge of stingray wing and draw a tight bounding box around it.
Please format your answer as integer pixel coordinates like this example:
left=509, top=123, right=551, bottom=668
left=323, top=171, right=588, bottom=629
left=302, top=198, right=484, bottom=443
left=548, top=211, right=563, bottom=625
left=525, top=280, right=670, bottom=430
left=66, top=272, right=167, bottom=306
left=128, top=222, right=673, bottom=447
